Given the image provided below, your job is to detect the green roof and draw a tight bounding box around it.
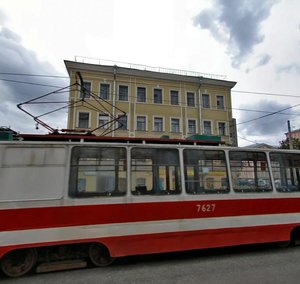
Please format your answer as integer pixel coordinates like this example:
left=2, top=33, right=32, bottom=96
left=186, top=134, right=221, bottom=142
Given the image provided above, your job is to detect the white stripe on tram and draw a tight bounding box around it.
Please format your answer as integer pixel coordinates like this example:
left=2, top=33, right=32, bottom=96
left=1, top=213, right=300, bottom=247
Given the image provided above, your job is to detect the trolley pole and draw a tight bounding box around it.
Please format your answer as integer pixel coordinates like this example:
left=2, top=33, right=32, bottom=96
left=287, top=120, right=293, bottom=150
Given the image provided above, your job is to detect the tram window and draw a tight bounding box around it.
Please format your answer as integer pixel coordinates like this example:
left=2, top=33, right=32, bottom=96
left=270, top=152, right=300, bottom=192
left=229, top=151, right=272, bottom=193
left=183, top=149, right=229, bottom=194
left=131, top=148, right=181, bottom=195
left=69, top=147, right=127, bottom=197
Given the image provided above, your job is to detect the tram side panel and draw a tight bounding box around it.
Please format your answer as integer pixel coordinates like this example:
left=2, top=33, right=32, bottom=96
left=0, top=145, right=68, bottom=202
left=0, top=144, right=69, bottom=258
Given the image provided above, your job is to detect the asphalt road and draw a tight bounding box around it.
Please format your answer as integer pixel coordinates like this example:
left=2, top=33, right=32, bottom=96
left=1, top=244, right=300, bottom=284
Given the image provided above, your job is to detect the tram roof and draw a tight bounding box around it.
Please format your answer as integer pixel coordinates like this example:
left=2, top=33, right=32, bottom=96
left=17, top=133, right=223, bottom=146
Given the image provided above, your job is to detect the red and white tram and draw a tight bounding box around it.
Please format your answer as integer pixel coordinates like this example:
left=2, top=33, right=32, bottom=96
left=1, top=134, right=300, bottom=277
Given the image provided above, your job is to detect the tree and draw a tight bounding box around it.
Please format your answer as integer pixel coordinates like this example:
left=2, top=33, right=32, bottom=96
left=279, top=137, right=300, bottom=150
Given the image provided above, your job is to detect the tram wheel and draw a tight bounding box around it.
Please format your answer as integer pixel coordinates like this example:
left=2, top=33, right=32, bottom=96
left=1, top=248, right=37, bottom=278
left=88, top=243, right=114, bottom=267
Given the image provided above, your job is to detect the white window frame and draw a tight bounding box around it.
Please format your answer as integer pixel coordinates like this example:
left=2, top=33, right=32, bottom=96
left=217, top=121, right=227, bottom=136
left=186, top=92, right=195, bottom=107
left=77, top=111, right=91, bottom=128
left=153, top=87, right=163, bottom=104
left=202, top=93, right=210, bottom=108
left=216, top=95, right=225, bottom=110
left=136, top=115, right=148, bottom=131
left=153, top=116, right=164, bottom=132
left=170, top=90, right=179, bottom=106
left=99, top=82, right=110, bottom=100
left=79, top=81, right=92, bottom=99
left=98, top=113, right=110, bottom=129
left=137, top=86, right=147, bottom=103
left=118, top=84, right=129, bottom=101
left=170, top=117, right=181, bottom=133
left=117, top=113, right=128, bottom=130
left=187, top=119, right=197, bottom=134
left=203, top=120, right=212, bottom=135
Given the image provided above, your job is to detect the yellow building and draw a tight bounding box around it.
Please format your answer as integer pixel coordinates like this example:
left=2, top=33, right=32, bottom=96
left=65, top=59, right=237, bottom=145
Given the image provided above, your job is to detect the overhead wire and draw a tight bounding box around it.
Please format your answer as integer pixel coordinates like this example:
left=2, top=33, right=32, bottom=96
left=236, top=103, right=300, bottom=126
left=232, top=89, right=300, bottom=98
left=2, top=71, right=300, bottom=141
left=0, top=72, right=69, bottom=78
left=1, top=71, right=300, bottom=97
left=2, top=75, right=300, bottom=123
left=237, top=135, right=259, bottom=144
left=0, top=78, right=64, bottom=89
left=0, top=76, right=295, bottom=107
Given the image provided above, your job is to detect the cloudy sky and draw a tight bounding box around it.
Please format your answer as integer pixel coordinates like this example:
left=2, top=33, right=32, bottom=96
left=0, top=0, right=299, bottom=146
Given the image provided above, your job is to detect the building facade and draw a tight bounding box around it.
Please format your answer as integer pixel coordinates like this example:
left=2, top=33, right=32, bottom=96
left=286, top=128, right=300, bottom=140
left=65, top=60, right=237, bottom=145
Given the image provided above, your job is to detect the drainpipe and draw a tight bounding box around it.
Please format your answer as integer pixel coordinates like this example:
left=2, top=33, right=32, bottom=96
left=112, top=65, right=117, bottom=137
left=71, top=71, right=76, bottom=129
left=182, top=83, right=185, bottom=139
left=198, top=76, right=203, bottom=134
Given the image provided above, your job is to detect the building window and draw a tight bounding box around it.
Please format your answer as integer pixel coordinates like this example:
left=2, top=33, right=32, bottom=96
left=154, top=88, right=162, bottom=104
left=119, top=85, right=128, bottom=101
left=187, top=92, right=195, bottom=107
left=118, top=114, right=127, bottom=130
left=154, top=117, right=163, bottom=132
left=218, top=122, right=226, bottom=136
left=171, top=118, right=180, bottom=133
left=80, top=82, right=91, bottom=99
left=99, top=113, right=109, bottom=129
left=137, top=87, right=146, bottom=102
left=100, top=83, right=110, bottom=100
left=217, top=95, right=225, bottom=109
left=188, top=120, right=196, bottom=134
left=203, top=121, right=212, bottom=135
left=137, top=116, right=146, bottom=131
left=170, top=90, right=179, bottom=105
left=202, top=94, right=210, bottom=108
left=78, top=112, right=90, bottom=128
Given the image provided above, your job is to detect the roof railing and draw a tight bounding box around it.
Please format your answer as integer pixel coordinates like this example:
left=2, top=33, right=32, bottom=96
left=74, top=56, right=227, bottom=80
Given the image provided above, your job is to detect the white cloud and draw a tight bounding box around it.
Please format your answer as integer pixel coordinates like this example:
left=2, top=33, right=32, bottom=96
left=0, top=16, right=69, bottom=133
left=194, top=0, right=279, bottom=68
left=0, top=0, right=300, bottom=147
left=277, top=63, right=300, bottom=75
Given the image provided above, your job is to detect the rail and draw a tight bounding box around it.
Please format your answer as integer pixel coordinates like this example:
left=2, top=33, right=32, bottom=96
left=74, top=56, right=227, bottom=80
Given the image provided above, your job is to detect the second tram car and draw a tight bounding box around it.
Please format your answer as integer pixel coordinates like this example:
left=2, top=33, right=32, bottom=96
left=1, top=135, right=300, bottom=277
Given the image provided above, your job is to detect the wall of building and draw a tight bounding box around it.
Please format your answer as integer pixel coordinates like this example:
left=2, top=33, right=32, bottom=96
left=65, top=61, right=237, bottom=145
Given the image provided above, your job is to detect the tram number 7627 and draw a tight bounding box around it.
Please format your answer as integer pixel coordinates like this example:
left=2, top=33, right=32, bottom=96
left=196, top=203, right=216, bottom=213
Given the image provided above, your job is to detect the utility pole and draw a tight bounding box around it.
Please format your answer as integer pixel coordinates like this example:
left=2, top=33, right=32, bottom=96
left=287, top=120, right=293, bottom=150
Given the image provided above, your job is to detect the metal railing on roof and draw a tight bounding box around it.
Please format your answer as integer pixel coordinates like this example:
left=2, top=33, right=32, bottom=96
left=74, top=56, right=227, bottom=80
